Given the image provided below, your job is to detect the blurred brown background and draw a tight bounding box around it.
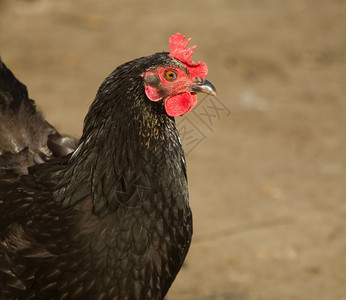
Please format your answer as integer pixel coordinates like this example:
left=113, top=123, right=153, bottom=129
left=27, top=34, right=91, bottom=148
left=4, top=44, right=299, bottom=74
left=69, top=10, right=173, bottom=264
left=1, top=0, right=345, bottom=299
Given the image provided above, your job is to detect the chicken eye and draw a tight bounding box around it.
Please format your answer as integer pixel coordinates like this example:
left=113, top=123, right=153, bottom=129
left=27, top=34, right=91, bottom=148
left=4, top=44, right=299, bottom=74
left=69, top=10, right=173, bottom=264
left=164, top=70, right=177, bottom=81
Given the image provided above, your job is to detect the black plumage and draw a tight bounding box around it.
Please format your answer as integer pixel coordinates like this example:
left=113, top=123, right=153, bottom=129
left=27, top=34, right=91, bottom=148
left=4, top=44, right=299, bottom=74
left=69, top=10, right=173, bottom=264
left=0, top=40, right=215, bottom=299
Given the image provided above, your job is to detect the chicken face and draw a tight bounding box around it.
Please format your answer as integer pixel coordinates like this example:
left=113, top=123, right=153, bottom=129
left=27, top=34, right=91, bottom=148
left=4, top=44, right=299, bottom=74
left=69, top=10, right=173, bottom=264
left=142, top=33, right=216, bottom=117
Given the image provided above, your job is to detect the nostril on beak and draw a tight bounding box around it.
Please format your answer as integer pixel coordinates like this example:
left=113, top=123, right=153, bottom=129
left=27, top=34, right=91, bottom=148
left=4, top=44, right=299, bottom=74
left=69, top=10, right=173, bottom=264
left=195, top=77, right=204, bottom=84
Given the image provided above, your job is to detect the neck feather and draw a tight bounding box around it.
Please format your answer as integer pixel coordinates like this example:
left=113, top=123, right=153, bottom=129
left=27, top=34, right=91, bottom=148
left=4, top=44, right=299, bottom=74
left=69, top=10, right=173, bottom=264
left=54, top=70, right=187, bottom=216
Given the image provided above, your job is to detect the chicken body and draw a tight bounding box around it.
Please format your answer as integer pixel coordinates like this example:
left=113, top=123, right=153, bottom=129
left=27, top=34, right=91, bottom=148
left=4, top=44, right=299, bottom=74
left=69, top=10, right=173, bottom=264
left=0, top=35, right=215, bottom=299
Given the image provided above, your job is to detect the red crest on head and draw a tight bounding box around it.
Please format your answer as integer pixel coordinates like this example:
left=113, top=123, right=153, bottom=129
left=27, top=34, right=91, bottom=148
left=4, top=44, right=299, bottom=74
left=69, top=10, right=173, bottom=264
left=168, top=33, right=208, bottom=79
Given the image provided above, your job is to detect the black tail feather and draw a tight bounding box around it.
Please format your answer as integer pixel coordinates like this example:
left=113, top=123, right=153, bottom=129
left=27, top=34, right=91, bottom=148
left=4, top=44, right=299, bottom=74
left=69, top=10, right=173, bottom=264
left=0, top=58, right=78, bottom=174
left=0, top=58, right=32, bottom=113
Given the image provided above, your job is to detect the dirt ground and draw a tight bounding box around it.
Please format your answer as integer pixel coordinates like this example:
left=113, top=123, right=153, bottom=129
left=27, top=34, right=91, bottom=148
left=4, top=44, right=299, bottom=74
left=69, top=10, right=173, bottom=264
left=1, top=0, right=345, bottom=299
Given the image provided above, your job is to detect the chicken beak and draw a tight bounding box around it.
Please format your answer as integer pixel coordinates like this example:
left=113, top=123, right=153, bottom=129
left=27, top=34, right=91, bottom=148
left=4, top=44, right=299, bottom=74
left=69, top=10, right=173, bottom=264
left=187, top=79, right=217, bottom=96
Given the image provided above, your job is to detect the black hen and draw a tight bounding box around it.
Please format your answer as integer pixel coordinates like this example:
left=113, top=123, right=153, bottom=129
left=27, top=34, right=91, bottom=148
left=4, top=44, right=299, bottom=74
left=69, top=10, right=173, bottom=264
left=0, top=33, right=216, bottom=299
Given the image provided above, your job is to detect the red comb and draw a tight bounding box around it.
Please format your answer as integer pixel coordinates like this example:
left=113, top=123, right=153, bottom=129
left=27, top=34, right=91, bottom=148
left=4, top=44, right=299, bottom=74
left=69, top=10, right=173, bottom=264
left=168, top=33, right=208, bottom=79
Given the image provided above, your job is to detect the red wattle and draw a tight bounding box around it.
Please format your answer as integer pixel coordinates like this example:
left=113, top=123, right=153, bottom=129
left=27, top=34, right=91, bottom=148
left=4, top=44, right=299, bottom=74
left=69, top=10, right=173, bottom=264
left=165, top=92, right=197, bottom=117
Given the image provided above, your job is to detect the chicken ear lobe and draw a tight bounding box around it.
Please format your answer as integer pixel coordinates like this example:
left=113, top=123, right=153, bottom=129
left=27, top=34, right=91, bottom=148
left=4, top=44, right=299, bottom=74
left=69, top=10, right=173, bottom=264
left=145, top=85, right=163, bottom=101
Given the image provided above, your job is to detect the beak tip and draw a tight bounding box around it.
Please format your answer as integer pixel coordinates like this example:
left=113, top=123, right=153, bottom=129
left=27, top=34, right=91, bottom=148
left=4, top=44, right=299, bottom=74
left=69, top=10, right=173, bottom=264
left=209, top=88, right=217, bottom=96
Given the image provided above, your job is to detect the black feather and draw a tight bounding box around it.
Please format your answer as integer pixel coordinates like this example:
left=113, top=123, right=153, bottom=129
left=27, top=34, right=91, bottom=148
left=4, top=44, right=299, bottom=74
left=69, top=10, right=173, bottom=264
left=0, top=59, right=78, bottom=174
left=0, top=53, right=192, bottom=299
